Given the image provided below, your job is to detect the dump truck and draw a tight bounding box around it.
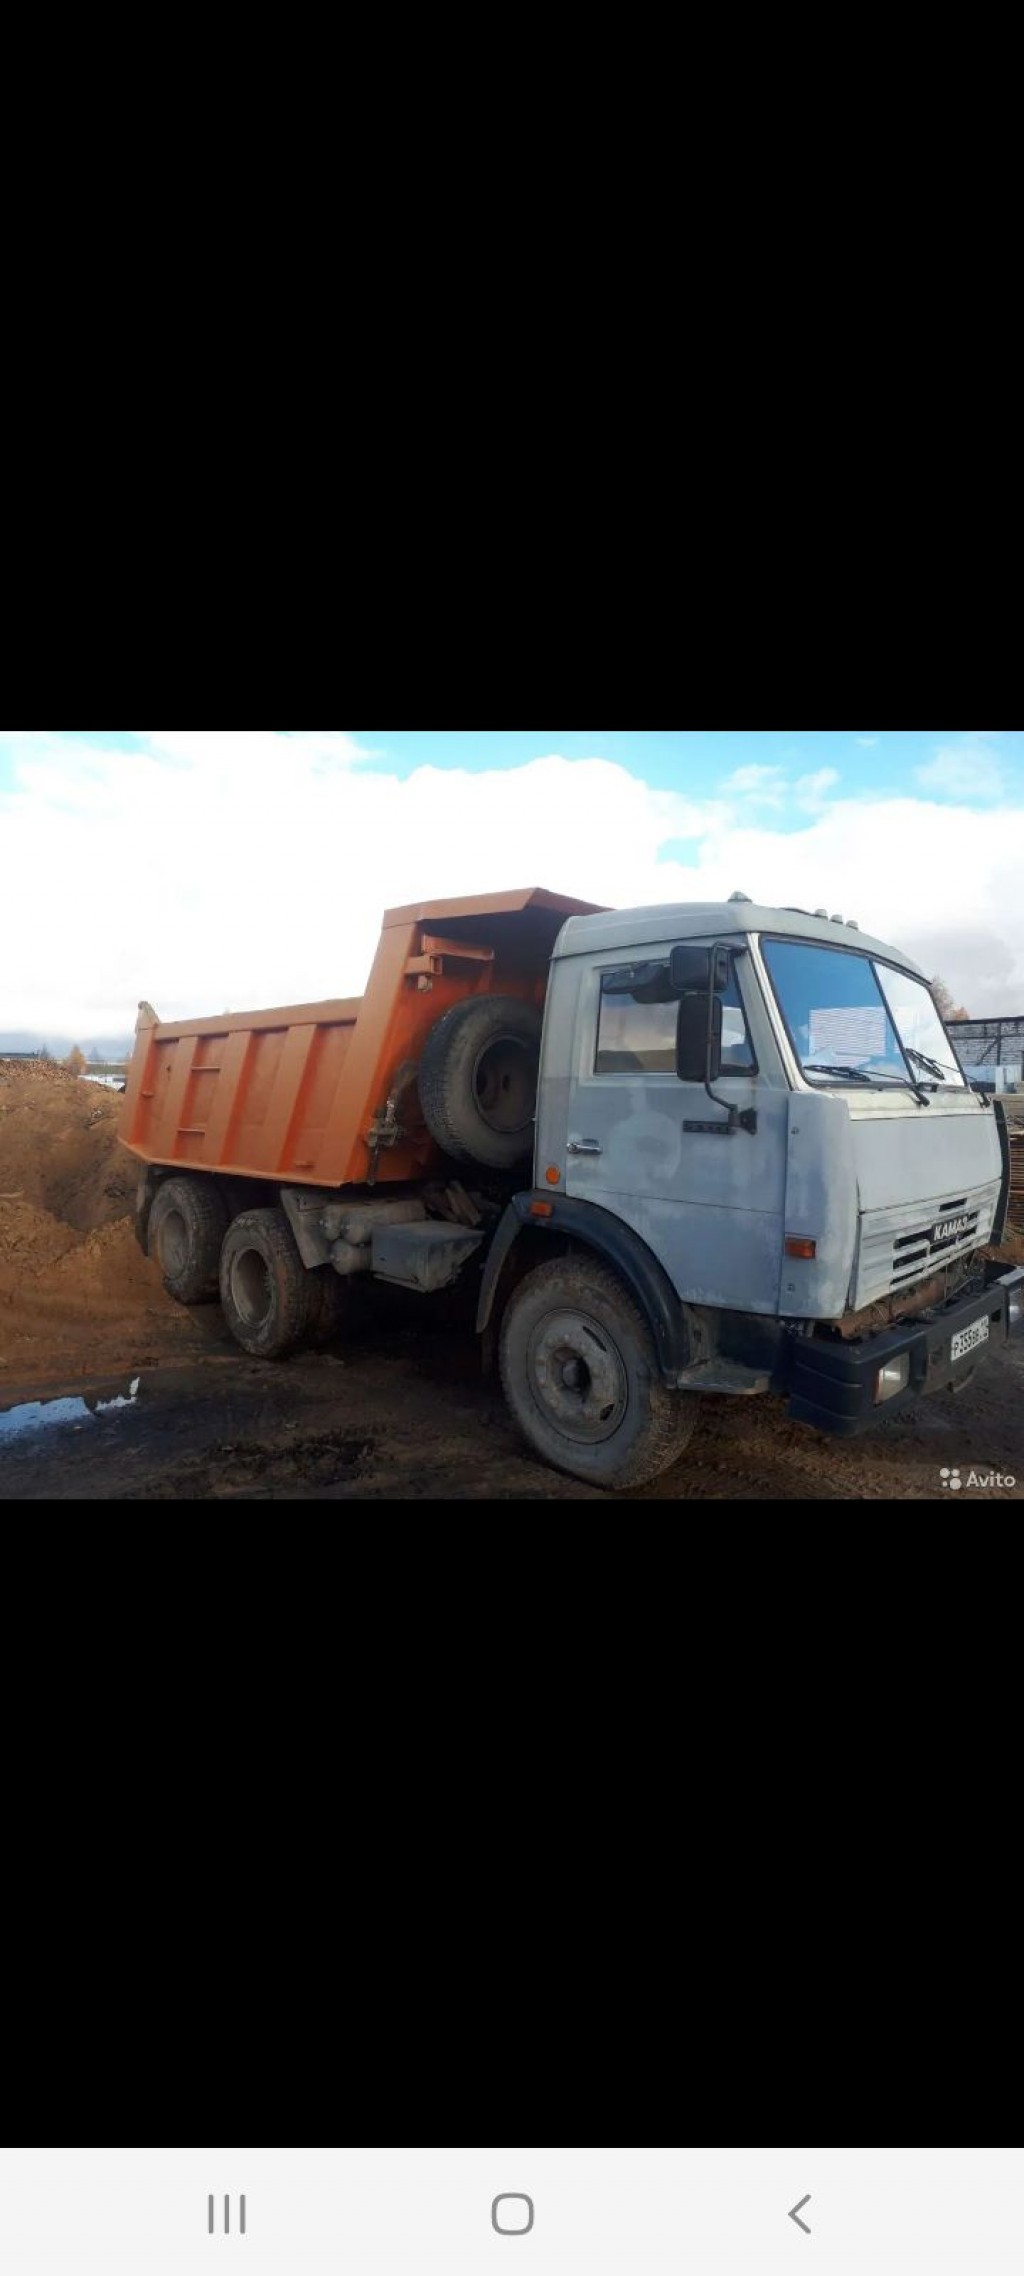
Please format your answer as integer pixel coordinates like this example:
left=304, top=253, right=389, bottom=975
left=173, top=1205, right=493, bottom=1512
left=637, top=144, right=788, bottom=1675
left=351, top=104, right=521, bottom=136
left=122, top=885, right=1024, bottom=1488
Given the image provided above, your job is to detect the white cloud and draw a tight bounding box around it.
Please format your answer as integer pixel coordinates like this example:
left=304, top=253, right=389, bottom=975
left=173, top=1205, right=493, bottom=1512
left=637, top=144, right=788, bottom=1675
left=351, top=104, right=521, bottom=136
left=915, top=741, right=1004, bottom=800
left=143, top=729, right=377, bottom=771
left=2, top=732, right=1023, bottom=1034
left=855, top=735, right=878, bottom=747
left=793, top=768, right=839, bottom=812
left=653, top=794, right=1024, bottom=1013
left=719, top=763, right=787, bottom=801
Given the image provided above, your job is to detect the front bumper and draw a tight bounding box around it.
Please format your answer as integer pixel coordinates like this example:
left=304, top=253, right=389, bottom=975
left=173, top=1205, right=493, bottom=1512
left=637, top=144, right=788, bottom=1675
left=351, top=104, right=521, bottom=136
left=785, top=1262, right=1024, bottom=1435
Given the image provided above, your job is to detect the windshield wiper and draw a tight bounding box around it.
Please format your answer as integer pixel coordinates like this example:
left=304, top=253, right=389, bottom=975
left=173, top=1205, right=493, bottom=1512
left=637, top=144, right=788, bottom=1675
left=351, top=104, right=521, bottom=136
left=903, top=1045, right=962, bottom=1082
left=803, top=1063, right=874, bottom=1082
left=803, top=1062, right=929, bottom=1105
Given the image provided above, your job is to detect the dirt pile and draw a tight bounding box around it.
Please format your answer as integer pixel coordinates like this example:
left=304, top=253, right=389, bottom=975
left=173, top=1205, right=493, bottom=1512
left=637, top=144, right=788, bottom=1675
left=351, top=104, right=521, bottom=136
left=0, top=1057, right=83, bottom=1085
left=0, top=1067, right=202, bottom=1386
left=0, top=1063, right=134, bottom=1235
left=0, top=1198, right=78, bottom=1274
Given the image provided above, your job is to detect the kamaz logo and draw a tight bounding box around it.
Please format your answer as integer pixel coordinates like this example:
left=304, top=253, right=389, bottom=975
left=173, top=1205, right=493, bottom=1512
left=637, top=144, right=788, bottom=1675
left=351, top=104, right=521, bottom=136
left=931, top=1213, right=973, bottom=1245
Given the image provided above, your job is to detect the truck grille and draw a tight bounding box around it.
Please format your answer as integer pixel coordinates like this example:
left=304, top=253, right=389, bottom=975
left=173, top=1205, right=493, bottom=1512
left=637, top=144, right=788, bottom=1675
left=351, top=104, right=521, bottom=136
left=852, top=1184, right=997, bottom=1309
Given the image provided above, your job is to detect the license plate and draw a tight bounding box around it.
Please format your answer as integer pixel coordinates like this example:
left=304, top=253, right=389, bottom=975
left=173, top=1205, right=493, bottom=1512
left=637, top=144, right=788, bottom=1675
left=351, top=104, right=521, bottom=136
left=951, top=1315, right=989, bottom=1363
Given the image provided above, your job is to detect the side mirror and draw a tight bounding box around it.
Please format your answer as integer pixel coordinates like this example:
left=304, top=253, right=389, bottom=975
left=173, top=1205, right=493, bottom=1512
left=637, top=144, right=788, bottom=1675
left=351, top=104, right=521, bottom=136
left=677, top=992, right=722, bottom=1083
left=669, top=944, right=712, bottom=993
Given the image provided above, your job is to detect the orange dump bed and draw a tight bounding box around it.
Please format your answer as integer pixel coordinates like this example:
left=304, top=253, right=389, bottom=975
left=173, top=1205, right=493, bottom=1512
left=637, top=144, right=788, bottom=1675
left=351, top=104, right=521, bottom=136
left=120, top=887, right=602, bottom=1190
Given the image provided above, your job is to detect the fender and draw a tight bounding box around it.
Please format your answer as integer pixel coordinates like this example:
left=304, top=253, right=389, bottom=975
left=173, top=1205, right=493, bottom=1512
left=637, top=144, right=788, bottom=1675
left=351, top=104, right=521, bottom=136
left=476, top=1191, right=692, bottom=1381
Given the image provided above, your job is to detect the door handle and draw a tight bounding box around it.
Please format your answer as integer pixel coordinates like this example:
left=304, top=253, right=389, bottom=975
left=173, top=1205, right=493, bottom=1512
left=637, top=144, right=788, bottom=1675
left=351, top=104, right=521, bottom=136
left=567, top=1135, right=603, bottom=1154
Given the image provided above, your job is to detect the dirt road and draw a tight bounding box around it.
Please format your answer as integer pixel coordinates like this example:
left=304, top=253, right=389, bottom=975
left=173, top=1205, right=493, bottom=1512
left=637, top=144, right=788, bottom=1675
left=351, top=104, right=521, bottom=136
left=2, top=1061, right=1022, bottom=1501
left=3, top=1292, right=1022, bottom=1501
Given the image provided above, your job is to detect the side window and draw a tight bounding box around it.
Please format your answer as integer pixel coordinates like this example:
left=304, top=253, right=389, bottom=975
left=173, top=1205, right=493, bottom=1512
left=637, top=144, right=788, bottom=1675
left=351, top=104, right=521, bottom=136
left=594, top=956, right=757, bottom=1075
left=719, top=968, right=756, bottom=1070
left=596, top=967, right=678, bottom=1072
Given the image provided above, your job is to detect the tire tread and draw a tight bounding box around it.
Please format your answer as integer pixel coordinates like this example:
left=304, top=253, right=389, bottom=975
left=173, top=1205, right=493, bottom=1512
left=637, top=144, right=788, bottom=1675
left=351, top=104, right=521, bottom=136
left=499, top=1253, right=697, bottom=1488
left=148, top=1174, right=229, bottom=1304
left=218, top=1205, right=312, bottom=1358
left=419, top=994, right=543, bottom=1170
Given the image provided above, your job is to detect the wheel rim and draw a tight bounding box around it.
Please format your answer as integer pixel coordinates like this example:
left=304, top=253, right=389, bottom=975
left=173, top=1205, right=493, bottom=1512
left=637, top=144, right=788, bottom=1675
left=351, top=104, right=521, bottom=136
left=526, top=1306, right=629, bottom=1443
left=472, top=1034, right=536, bottom=1135
left=230, top=1246, right=273, bottom=1327
left=159, top=1209, right=188, bottom=1276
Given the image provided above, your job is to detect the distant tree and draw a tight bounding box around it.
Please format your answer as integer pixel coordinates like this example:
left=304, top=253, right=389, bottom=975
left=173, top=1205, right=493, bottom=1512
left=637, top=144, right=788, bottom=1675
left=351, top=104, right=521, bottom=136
left=931, top=975, right=971, bottom=1022
left=88, top=1046, right=101, bottom=1062
left=63, top=1045, right=86, bottom=1076
left=38, top=1044, right=51, bottom=1061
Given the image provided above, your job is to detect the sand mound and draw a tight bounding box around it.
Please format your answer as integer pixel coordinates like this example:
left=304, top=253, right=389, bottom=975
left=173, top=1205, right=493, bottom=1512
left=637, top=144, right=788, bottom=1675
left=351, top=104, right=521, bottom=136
left=0, top=1198, right=79, bottom=1275
left=0, top=1057, right=85, bottom=1087
left=0, top=1068, right=206, bottom=1386
left=0, top=1067, right=135, bottom=1236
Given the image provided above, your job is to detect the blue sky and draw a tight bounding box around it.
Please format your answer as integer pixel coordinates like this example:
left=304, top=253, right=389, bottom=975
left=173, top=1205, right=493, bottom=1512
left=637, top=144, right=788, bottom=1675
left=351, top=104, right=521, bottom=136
left=1, top=730, right=1022, bottom=1036
left=350, top=728, right=1017, bottom=800
left=5, top=728, right=1017, bottom=807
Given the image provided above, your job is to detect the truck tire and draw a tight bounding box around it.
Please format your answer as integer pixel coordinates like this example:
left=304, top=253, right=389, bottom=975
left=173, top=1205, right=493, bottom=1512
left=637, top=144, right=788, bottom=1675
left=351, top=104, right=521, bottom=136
left=218, top=1206, right=313, bottom=1359
left=148, top=1175, right=229, bottom=1304
left=305, top=1262, right=363, bottom=1348
left=499, top=1254, right=698, bottom=1489
left=419, top=994, right=543, bottom=1170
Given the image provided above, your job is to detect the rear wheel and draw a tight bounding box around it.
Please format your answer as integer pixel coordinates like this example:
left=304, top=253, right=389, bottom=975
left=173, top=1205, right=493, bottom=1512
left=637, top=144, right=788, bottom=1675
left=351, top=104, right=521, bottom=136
left=305, top=1262, right=365, bottom=1348
left=218, top=1206, right=313, bottom=1358
left=148, top=1175, right=229, bottom=1304
left=499, top=1254, right=698, bottom=1488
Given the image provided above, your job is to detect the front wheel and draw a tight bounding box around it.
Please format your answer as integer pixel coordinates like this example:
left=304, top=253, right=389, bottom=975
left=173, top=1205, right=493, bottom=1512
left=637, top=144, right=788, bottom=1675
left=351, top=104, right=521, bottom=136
left=498, top=1254, right=698, bottom=1489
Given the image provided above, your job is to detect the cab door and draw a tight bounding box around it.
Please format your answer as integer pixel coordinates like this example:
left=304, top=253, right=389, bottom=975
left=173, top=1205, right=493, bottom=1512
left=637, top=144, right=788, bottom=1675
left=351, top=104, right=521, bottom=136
left=562, top=941, right=788, bottom=1314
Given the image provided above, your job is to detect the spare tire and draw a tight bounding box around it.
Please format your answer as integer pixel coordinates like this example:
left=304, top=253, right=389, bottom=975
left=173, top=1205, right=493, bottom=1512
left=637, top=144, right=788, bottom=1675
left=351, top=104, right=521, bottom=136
left=148, top=1175, right=229, bottom=1304
left=418, top=994, right=543, bottom=1171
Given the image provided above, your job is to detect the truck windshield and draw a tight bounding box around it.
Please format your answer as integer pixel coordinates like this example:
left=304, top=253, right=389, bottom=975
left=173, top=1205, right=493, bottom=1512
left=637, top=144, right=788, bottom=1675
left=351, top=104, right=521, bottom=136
left=762, top=940, right=968, bottom=1090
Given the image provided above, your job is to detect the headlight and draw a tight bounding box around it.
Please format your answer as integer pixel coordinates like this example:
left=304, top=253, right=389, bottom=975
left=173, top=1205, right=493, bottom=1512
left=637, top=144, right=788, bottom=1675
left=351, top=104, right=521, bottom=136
left=1009, top=1287, right=1024, bottom=1331
left=875, top=1354, right=910, bottom=1403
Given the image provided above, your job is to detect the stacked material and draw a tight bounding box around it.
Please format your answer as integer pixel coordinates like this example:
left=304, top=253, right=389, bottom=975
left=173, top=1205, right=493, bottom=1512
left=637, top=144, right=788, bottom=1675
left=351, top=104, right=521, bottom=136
left=1008, top=1129, right=1024, bottom=1232
left=0, top=1057, right=83, bottom=1087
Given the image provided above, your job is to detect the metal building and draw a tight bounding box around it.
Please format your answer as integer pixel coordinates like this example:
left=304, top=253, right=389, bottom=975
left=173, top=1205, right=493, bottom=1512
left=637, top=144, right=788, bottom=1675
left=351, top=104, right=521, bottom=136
left=945, top=1015, right=1024, bottom=1084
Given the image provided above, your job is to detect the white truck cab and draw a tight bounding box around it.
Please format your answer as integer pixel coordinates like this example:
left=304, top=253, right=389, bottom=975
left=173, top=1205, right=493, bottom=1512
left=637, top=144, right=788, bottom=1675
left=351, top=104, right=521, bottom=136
left=479, top=897, right=1023, bottom=1483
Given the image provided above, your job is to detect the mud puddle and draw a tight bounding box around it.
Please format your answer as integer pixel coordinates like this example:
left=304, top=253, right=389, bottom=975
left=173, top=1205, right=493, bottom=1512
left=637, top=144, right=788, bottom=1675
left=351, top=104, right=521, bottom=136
left=3, top=1320, right=1022, bottom=1503
left=0, top=1376, right=141, bottom=1441
left=0, top=1331, right=600, bottom=1502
